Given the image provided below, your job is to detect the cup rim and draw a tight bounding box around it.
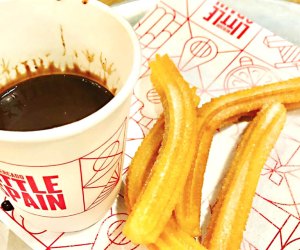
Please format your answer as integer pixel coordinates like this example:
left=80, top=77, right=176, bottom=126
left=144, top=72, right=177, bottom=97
left=0, top=0, right=141, bottom=142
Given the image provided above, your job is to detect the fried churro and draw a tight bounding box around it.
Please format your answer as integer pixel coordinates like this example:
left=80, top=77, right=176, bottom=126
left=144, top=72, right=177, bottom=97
left=124, top=116, right=204, bottom=249
left=160, top=55, right=201, bottom=237
left=124, top=116, right=164, bottom=210
left=177, top=77, right=300, bottom=237
left=123, top=55, right=198, bottom=244
left=203, top=103, right=286, bottom=249
left=123, top=53, right=299, bottom=248
left=150, top=217, right=207, bottom=250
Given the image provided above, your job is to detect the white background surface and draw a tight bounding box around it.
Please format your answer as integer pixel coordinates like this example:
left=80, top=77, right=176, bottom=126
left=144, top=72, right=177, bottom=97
left=0, top=0, right=299, bottom=249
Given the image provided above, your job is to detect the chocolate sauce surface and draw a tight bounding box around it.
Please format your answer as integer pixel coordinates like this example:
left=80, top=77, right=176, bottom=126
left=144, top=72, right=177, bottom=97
left=0, top=74, right=114, bottom=131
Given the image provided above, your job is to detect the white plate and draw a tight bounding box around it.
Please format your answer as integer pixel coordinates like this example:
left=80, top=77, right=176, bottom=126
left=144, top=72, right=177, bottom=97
left=217, top=0, right=300, bottom=46
left=1, top=0, right=300, bottom=249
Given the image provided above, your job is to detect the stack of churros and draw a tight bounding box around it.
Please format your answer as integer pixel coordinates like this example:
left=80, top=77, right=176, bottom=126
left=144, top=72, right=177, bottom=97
left=123, top=54, right=300, bottom=249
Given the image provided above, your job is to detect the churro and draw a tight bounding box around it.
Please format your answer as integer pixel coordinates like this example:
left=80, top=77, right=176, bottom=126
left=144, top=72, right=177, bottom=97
left=203, top=103, right=286, bottom=249
left=176, top=77, right=300, bottom=237
left=159, top=55, right=201, bottom=237
left=124, top=116, right=164, bottom=210
left=123, top=55, right=198, bottom=244
left=123, top=53, right=299, bottom=247
left=124, top=117, right=204, bottom=249
left=149, top=217, right=207, bottom=250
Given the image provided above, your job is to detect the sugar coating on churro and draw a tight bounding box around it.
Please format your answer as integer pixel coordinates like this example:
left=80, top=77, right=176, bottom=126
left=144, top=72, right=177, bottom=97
left=124, top=115, right=164, bottom=210
left=179, top=77, right=300, bottom=238
left=123, top=55, right=198, bottom=244
left=203, top=103, right=286, bottom=249
left=123, top=53, right=299, bottom=249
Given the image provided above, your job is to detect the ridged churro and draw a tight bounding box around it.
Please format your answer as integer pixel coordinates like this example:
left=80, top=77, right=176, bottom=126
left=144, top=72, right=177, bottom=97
left=203, top=103, right=286, bottom=249
left=125, top=116, right=164, bottom=210
left=125, top=114, right=204, bottom=248
left=149, top=217, right=207, bottom=250
left=123, top=53, right=299, bottom=248
left=123, top=55, right=198, bottom=244
left=124, top=116, right=204, bottom=249
left=176, top=77, right=300, bottom=237
left=159, top=55, right=202, bottom=237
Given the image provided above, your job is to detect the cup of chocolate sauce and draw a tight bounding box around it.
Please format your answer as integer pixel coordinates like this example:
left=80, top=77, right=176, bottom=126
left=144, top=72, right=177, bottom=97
left=0, top=0, right=141, bottom=232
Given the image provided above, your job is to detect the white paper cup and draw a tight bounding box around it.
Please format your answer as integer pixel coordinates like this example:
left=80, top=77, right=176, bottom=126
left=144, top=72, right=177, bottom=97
left=0, top=0, right=140, bottom=232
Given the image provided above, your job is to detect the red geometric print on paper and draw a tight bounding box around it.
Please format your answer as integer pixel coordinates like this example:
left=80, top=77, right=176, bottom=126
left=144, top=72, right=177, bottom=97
left=129, top=87, right=161, bottom=136
left=135, top=3, right=187, bottom=77
left=264, top=215, right=300, bottom=250
left=146, top=88, right=160, bottom=104
left=259, top=136, right=300, bottom=220
left=96, top=212, right=139, bottom=249
left=247, top=197, right=300, bottom=250
left=123, top=91, right=160, bottom=175
left=179, top=36, right=218, bottom=71
left=224, top=56, right=279, bottom=93
left=81, top=119, right=127, bottom=211
left=1, top=208, right=65, bottom=249
left=241, top=239, right=258, bottom=250
left=135, top=0, right=263, bottom=102
left=264, top=35, right=300, bottom=70
left=0, top=195, right=143, bottom=249
left=91, top=195, right=142, bottom=250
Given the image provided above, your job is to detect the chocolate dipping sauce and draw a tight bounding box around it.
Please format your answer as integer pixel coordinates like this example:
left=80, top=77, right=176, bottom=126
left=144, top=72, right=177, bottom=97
left=0, top=74, right=114, bottom=131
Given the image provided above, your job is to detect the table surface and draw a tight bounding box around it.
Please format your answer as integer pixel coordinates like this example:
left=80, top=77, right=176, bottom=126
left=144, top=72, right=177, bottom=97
left=0, top=0, right=299, bottom=249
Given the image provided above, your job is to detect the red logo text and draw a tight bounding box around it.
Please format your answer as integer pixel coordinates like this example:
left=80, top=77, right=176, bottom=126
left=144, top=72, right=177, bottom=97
left=203, top=2, right=253, bottom=39
left=0, top=170, right=66, bottom=211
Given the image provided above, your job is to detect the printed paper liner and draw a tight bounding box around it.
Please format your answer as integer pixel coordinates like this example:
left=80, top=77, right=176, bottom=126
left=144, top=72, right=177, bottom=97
left=1, top=0, right=300, bottom=249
